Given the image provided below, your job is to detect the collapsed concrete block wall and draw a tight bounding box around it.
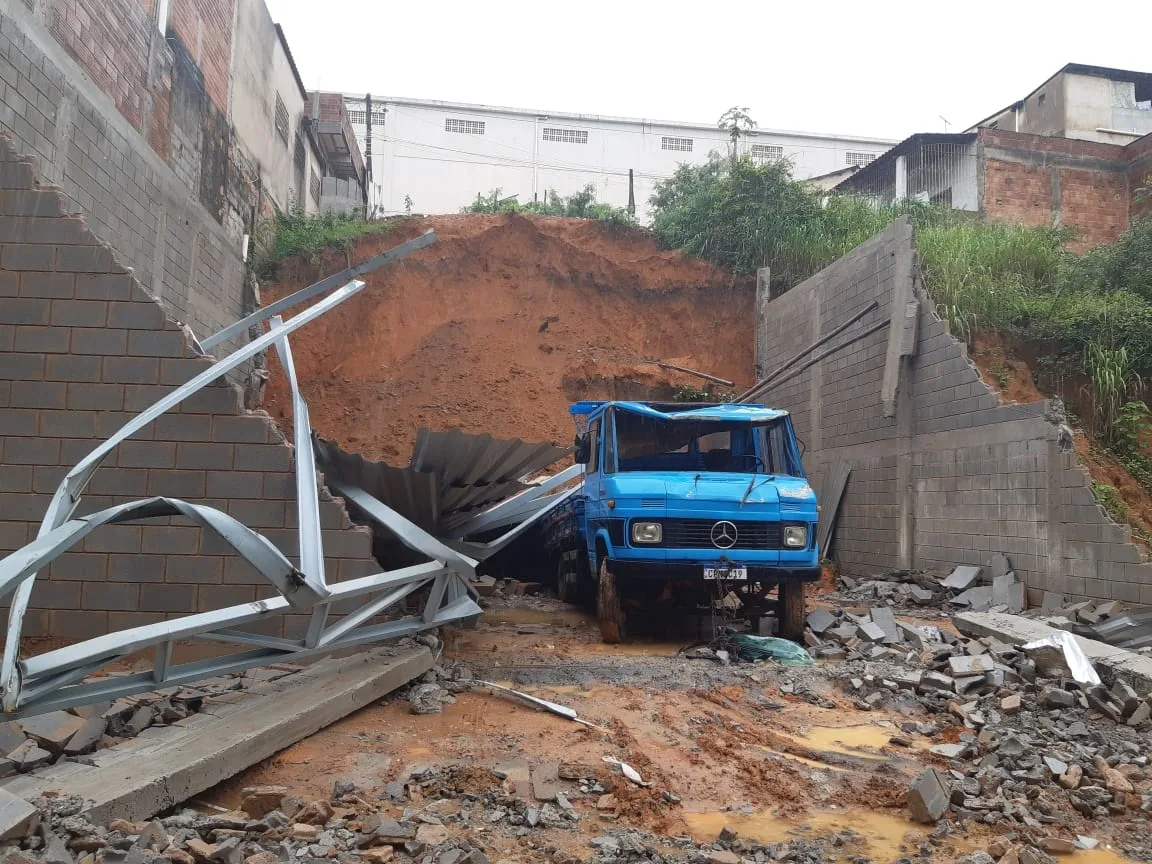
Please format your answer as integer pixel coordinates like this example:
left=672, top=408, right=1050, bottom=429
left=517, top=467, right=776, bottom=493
left=758, top=217, right=1152, bottom=606
left=0, top=135, right=379, bottom=640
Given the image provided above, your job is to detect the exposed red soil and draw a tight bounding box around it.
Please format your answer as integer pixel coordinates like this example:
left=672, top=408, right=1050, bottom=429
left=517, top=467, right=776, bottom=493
left=261, top=214, right=754, bottom=463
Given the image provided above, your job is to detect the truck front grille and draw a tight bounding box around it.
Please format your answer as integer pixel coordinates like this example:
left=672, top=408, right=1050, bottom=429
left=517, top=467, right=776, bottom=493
left=657, top=519, right=783, bottom=550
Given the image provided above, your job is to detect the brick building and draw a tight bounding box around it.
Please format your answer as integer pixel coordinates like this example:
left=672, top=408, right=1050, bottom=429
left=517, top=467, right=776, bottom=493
left=835, top=128, right=1151, bottom=253
left=834, top=64, right=1152, bottom=252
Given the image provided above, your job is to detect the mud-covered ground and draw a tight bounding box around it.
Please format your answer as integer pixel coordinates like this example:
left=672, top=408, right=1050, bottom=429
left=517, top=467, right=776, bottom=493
left=195, top=592, right=1143, bottom=864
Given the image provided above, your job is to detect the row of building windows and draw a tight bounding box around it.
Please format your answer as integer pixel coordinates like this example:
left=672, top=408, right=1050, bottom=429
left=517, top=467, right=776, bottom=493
left=347, top=108, right=388, bottom=126
left=432, top=115, right=880, bottom=166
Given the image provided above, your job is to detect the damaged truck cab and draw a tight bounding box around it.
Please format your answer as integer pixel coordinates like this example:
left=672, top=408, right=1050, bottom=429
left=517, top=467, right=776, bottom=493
left=552, top=401, right=820, bottom=643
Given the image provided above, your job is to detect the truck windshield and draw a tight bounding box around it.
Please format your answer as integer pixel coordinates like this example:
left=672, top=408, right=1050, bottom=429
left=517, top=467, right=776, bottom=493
left=612, top=412, right=799, bottom=475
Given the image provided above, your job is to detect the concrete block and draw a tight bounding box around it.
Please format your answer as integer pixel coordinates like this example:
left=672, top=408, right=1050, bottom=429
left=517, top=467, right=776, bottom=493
left=0, top=788, right=37, bottom=840
left=0, top=408, right=38, bottom=436
left=139, top=583, right=197, bottom=613
left=50, top=298, right=107, bottom=327
left=18, top=272, right=74, bottom=300
left=2, top=435, right=60, bottom=465
left=102, top=356, right=159, bottom=384
left=108, top=301, right=166, bottom=330
left=73, top=273, right=135, bottom=300
left=127, top=329, right=187, bottom=357
left=46, top=353, right=102, bottom=382
left=117, top=441, right=176, bottom=469
left=71, top=326, right=128, bottom=355
left=55, top=244, right=112, bottom=272
left=145, top=469, right=206, bottom=498
left=17, top=710, right=87, bottom=754
left=81, top=582, right=141, bottom=612
left=65, top=381, right=123, bottom=411
left=212, top=414, right=271, bottom=443
left=175, top=442, right=234, bottom=470
left=0, top=297, right=50, bottom=325
left=160, top=358, right=213, bottom=385
left=181, top=385, right=241, bottom=414
left=227, top=499, right=286, bottom=528
left=206, top=470, right=264, bottom=498
left=154, top=413, right=213, bottom=442
left=234, top=444, right=292, bottom=472
left=140, top=526, right=201, bottom=555
left=943, top=565, right=981, bottom=590
left=165, top=556, right=223, bottom=585
left=12, top=325, right=65, bottom=356
left=108, top=554, right=166, bottom=583
left=2, top=243, right=54, bottom=271
left=906, top=768, right=949, bottom=823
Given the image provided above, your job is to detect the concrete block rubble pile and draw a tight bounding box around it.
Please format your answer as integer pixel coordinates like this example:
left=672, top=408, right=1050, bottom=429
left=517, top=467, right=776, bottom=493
left=1, top=768, right=869, bottom=864
left=822, top=555, right=1029, bottom=616
left=0, top=669, right=300, bottom=779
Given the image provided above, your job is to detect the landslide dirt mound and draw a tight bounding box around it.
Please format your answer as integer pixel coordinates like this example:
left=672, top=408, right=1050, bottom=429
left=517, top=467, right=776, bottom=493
left=261, top=214, right=755, bottom=462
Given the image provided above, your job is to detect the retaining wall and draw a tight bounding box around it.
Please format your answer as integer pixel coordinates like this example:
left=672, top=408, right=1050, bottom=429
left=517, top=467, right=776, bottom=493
left=758, top=217, right=1152, bottom=606
left=0, top=135, right=380, bottom=639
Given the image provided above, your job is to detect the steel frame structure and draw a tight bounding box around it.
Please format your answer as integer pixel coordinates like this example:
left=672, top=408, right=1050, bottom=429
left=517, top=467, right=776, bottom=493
left=0, top=230, right=498, bottom=718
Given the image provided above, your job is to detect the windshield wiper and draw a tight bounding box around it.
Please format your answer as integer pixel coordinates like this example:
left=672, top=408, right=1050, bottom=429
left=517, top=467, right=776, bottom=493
left=739, top=475, right=776, bottom=508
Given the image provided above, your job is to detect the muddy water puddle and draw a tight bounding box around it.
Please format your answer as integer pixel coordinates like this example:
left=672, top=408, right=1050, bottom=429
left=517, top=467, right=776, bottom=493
left=684, top=808, right=933, bottom=860
left=684, top=809, right=1134, bottom=863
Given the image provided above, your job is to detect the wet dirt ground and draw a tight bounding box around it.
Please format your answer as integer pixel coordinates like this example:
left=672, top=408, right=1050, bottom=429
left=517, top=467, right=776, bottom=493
left=204, top=593, right=1139, bottom=863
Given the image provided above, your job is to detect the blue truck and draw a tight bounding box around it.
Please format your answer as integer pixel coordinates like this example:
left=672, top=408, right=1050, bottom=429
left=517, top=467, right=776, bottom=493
left=545, top=401, right=820, bottom=643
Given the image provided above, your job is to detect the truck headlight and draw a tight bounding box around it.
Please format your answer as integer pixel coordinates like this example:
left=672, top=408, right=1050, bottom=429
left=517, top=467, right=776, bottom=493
left=631, top=521, right=663, bottom=544
left=783, top=525, right=808, bottom=548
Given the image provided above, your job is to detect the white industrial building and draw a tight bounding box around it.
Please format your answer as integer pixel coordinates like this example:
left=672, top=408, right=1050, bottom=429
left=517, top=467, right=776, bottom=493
left=340, top=95, right=898, bottom=221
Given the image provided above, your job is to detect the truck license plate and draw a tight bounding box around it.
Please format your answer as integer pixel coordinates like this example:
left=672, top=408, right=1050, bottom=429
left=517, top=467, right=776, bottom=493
left=704, top=567, right=747, bottom=581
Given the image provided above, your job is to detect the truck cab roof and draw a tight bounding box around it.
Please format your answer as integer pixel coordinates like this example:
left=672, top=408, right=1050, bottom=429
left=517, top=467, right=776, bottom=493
left=569, top=401, right=789, bottom=425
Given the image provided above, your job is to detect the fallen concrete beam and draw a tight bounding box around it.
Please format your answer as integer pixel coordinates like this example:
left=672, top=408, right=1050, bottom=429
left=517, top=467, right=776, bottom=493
left=0, top=645, right=432, bottom=822
left=954, top=612, right=1152, bottom=696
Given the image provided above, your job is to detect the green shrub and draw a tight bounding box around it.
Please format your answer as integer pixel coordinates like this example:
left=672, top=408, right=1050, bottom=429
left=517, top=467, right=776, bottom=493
left=461, top=184, right=636, bottom=227
left=255, top=210, right=388, bottom=278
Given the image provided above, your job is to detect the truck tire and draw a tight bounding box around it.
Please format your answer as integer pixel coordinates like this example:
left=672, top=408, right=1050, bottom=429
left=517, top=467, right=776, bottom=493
left=597, top=557, right=626, bottom=644
left=557, top=555, right=574, bottom=605
left=778, top=580, right=806, bottom=641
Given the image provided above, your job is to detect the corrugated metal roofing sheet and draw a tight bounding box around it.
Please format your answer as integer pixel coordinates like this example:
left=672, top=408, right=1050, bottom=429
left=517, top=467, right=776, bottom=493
left=314, top=430, right=569, bottom=534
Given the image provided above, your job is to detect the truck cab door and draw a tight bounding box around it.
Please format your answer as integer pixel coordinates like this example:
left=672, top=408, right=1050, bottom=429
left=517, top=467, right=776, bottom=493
left=583, top=416, right=604, bottom=561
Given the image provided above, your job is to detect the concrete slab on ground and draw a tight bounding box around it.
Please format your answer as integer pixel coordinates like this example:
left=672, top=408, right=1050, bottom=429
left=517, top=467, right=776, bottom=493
left=954, top=611, right=1152, bottom=696
left=0, top=646, right=433, bottom=822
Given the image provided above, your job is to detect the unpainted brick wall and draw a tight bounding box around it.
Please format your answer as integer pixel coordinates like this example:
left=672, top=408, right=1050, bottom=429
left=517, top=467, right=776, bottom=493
left=1127, top=133, right=1152, bottom=222
left=0, top=135, right=380, bottom=639
left=758, top=219, right=1152, bottom=606
left=978, top=129, right=1132, bottom=253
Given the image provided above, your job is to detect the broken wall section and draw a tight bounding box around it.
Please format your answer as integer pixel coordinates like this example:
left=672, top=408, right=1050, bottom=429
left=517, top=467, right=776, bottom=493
left=757, top=217, right=1152, bottom=606
left=0, top=135, right=380, bottom=639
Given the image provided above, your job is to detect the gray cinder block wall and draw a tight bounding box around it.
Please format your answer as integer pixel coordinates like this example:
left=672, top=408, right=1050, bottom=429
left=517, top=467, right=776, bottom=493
left=758, top=217, right=1152, bottom=606
left=0, top=135, right=379, bottom=639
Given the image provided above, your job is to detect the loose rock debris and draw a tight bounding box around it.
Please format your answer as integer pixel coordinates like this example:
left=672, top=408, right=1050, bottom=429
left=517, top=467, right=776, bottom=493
left=1, top=667, right=301, bottom=779
left=5, top=583, right=1152, bottom=864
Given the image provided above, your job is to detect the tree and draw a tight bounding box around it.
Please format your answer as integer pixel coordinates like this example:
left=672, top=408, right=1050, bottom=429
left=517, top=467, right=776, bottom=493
left=718, top=107, right=756, bottom=164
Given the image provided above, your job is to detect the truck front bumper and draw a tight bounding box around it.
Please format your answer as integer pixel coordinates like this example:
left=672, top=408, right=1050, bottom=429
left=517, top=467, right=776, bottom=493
left=607, top=561, right=821, bottom=584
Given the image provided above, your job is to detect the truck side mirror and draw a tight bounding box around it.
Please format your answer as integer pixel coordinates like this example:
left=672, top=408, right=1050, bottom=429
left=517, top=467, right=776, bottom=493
left=574, top=434, right=590, bottom=464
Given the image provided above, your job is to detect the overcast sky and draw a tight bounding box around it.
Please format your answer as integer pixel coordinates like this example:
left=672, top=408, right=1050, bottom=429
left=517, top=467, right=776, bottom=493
left=265, top=0, right=1149, bottom=142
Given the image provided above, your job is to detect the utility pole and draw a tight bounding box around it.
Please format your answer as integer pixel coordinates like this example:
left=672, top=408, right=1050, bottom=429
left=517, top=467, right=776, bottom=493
left=627, top=169, right=635, bottom=216
left=364, top=93, right=373, bottom=215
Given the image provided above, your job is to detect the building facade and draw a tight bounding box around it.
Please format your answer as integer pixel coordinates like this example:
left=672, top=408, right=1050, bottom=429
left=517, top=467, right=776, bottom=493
left=834, top=128, right=1152, bottom=253
left=974, top=64, right=1152, bottom=147
left=339, top=95, right=897, bottom=220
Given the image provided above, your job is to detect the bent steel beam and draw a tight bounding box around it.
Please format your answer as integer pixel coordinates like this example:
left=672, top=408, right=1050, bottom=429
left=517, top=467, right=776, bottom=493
left=0, top=232, right=477, bottom=716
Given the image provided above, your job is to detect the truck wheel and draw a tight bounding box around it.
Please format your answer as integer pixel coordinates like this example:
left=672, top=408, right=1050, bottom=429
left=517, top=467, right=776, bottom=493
left=557, top=555, right=574, bottom=605
left=778, top=580, right=806, bottom=641
left=597, top=557, right=626, bottom=644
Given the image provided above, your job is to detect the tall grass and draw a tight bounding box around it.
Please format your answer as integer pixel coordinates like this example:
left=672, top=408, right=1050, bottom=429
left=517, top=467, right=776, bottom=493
left=255, top=210, right=389, bottom=278
left=647, top=153, right=1152, bottom=438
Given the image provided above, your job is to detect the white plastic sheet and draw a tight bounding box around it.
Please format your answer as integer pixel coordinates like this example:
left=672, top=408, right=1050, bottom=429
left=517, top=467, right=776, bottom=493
left=1022, top=631, right=1101, bottom=686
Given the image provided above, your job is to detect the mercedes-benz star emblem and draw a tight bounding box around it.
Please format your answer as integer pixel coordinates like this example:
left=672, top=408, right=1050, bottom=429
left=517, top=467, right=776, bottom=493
left=710, top=521, right=738, bottom=549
